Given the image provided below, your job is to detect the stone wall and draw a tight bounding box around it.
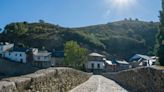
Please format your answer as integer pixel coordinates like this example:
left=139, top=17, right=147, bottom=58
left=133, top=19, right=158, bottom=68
left=103, top=66, right=164, bottom=92
left=0, top=67, right=92, bottom=92
left=0, top=58, right=39, bottom=77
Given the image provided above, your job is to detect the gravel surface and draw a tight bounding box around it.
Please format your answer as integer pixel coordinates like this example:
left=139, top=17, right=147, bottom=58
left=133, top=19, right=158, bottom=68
left=69, top=75, right=128, bottom=92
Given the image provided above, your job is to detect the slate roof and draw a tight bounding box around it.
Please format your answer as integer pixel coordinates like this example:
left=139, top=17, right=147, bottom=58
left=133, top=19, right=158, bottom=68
left=12, top=48, right=29, bottom=52
left=52, top=51, right=64, bottom=58
left=129, top=54, right=152, bottom=62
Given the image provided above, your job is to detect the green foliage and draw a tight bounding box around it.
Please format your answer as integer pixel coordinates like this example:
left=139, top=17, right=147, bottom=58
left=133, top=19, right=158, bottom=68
left=158, top=45, right=164, bottom=65
left=5, top=22, right=28, bottom=35
left=157, top=0, right=164, bottom=66
left=76, top=20, right=158, bottom=59
left=64, top=41, right=87, bottom=69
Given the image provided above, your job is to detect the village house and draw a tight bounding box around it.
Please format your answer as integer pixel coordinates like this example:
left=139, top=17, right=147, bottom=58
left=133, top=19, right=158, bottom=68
left=85, top=53, right=105, bottom=74
left=0, top=42, right=14, bottom=57
left=129, top=54, right=155, bottom=68
left=32, top=50, right=52, bottom=68
left=105, top=59, right=130, bottom=72
left=104, top=59, right=117, bottom=72
left=0, top=42, right=52, bottom=68
left=4, top=47, right=29, bottom=63
left=115, top=60, right=130, bottom=71
left=51, top=50, right=64, bottom=67
left=4, top=47, right=52, bottom=68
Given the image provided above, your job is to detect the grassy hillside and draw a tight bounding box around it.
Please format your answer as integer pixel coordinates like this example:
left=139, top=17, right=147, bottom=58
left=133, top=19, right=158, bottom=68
left=0, top=20, right=159, bottom=59
left=75, top=20, right=158, bottom=59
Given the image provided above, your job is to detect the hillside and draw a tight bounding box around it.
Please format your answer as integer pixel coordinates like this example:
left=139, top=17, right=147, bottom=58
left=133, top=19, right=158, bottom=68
left=0, top=20, right=159, bottom=59
left=75, top=20, right=159, bottom=59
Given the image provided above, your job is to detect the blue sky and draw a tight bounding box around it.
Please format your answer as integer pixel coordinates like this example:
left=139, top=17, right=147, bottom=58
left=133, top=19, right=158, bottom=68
left=0, top=0, right=161, bottom=29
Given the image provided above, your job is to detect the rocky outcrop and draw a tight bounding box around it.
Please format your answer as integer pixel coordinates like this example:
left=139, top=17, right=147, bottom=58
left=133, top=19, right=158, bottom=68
left=103, top=66, right=164, bottom=92
left=0, top=67, right=92, bottom=92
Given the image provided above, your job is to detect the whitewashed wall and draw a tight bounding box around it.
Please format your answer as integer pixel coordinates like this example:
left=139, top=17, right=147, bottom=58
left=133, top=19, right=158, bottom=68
left=4, top=51, right=27, bottom=63
left=86, top=61, right=105, bottom=69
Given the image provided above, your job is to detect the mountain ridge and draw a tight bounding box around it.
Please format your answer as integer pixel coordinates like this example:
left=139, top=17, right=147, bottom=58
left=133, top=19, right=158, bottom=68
left=0, top=20, right=159, bottom=59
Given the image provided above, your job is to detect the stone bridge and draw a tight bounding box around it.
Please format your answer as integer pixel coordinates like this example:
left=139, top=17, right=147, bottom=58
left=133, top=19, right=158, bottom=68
left=0, top=67, right=91, bottom=92
left=70, top=75, right=127, bottom=92
left=0, top=66, right=163, bottom=92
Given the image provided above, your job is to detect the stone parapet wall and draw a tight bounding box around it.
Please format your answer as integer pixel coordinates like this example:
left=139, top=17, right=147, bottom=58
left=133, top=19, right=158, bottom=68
left=0, top=67, right=92, bottom=92
left=103, top=66, right=164, bottom=92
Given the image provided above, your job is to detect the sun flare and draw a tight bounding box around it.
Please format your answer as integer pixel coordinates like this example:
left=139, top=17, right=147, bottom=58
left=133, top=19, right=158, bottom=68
left=105, top=0, right=137, bottom=9
left=104, top=0, right=137, bottom=17
left=113, top=0, right=130, bottom=7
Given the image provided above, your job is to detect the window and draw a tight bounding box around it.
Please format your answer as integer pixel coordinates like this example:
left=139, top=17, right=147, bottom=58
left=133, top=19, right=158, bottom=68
left=15, top=54, right=17, bottom=56
left=91, top=63, right=94, bottom=69
left=38, top=57, right=40, bottom=60
left=0, top=47, right=2, bottom=51
left=9, top=52, right=11, bottom=56
left=20, top=54, right=22, bottom=56
left=20, top=59, right=23, bottom=63
left=97, top=63, right=100, bottom=69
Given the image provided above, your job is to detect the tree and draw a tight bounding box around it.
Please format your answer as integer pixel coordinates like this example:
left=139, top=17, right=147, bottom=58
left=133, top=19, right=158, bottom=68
left=157, top=0, right=164, bottom=66
left=135, top=18, right=139, bottom=21
left=129, top=18, right=132, bottom=21
left=124, top=18, right=128, bottom=21
left=39, top=20, right=45, bottom=23
left=64, top=41, right=87, bottom=69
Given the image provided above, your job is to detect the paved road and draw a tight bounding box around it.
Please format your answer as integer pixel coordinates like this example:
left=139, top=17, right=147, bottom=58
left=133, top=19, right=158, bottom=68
left=69, top=75, right=128, bottom=92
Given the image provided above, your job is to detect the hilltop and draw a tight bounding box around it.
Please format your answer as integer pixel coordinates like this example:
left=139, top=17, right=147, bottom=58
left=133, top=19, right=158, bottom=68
left=0, top=20, right=159, bottom=59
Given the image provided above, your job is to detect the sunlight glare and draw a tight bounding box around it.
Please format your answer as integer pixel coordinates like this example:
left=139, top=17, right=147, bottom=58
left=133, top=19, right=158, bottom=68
left=105, top=0, right=137, bottom=9
left=115, top=0, right=129, bottom=6
left=103, top=0, right=137, bottom=18
left=113, top=0, right=132, bottom=8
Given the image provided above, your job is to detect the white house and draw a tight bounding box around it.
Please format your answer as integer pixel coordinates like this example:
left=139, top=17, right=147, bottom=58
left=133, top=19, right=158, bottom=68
left=33, top=50, right=52, bottom=68
left=3, top=46, right=52, bottom=68
left=87, top=61, right=105, bottom=70
left=4, top=48, right=28, bottom=63
left=0, top=42, right=14, bottom=57
left=85, top=53, right=106, bottom=73
left=33, top=51, right=51, bottom=62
